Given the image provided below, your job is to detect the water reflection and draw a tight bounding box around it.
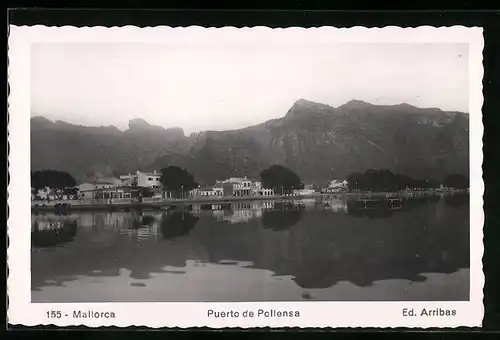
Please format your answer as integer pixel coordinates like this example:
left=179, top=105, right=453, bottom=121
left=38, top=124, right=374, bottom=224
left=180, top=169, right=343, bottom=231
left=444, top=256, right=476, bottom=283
left=160, top=211, right=199, bottom=239
left=193, top=201, right=275, bottom=224
left=31, top=194, right=470, bottom=302
left=261, top=202, right=303, bottom=231
left=32, top=219, right=78, bottom=248
left=323, top=198, right=348, bottom=213
left=445, top=193, right=469, bottom=208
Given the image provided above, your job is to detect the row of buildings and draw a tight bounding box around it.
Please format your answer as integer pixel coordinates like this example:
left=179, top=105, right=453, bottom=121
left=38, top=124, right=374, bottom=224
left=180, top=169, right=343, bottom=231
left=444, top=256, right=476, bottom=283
left=32, top=169, right=350, bottom=203
left=32, top=170, right=164, bottom=202
left=191, top=177, right=274, bottom=198
left=77, top=172, right=274, bottom=200
left=33, top=170, right=293, bottom=203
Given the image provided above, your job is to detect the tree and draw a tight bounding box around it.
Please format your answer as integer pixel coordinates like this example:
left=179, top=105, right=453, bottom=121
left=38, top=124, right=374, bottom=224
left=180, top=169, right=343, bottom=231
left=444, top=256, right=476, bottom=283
left=63, top=187, right=79, bottom=199
left=260, top=165, right=303, bottom=194
left=31, top=170, right=77, bottom=199
left=346, top=169, right=442, bottom=192
left=347, top=172, right=363, bottom=191
left=160, top=166, right=198, bottom=198
left=361, top=169, right=398, bottom=192
left=444, top=174, right=469, bottom=189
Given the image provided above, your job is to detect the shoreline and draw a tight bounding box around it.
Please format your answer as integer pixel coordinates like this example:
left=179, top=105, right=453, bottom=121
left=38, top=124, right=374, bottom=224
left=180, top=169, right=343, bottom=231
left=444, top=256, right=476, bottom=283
left=30, top=189, right=468, bottom=212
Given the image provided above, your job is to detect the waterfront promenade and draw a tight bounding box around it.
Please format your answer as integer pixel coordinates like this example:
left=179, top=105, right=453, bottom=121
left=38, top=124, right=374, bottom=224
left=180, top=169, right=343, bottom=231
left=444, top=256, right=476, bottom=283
left=30, top=189, right=466, bottom=212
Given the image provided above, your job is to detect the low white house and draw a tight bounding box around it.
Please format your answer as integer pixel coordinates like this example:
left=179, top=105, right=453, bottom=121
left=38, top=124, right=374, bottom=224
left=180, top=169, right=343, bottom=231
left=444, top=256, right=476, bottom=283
left=293, top=188, right=316, bottom=196
left=33, top=186, right=69, bottom=200
left=77, top=178, right=121, bottom=199
left=94, top=186, right=133, bottom=200
left=323, top=180, right=348, bottom=193
left=198, top=188, right=221, bottom=196
left=213, top=186, right=224, bottom=196
left=258, top=188, right=275, bottom=196
left=78, top=183, right=96, bottom=199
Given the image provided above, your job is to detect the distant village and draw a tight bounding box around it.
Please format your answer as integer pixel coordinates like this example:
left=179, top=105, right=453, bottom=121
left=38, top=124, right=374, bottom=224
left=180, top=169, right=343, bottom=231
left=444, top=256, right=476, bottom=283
left=31, top=163, right=469, bottom=210
left=31, top=169, right=350, bottom=206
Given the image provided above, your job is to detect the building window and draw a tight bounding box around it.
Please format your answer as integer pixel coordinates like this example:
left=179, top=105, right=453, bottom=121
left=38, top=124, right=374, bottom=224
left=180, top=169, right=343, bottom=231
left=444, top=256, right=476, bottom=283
left=148, top=177, right=153, bottom=181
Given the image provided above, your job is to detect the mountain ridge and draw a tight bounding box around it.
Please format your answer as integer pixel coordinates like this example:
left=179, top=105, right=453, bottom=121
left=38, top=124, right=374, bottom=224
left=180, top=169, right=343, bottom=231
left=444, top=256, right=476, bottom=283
left=30, top=99, right=469, bottom=185
left=31, top=99, right=468, bottom=132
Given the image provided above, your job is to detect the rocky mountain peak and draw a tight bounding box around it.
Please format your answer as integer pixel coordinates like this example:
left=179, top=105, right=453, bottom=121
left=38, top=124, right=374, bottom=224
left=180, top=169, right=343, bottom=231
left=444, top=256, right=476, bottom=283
left=31, top=100, right=469, bottom=185
left=128, top=118, right=154, bottom=130
left=285, top=99, right=335, bottom=120
left=127, top=118, right=185, bottom=137
left=338, top=99, right=374, bottom=111
left=165, top=127, right=186, bottom=138
left=30, top=116, right=54, bottom=127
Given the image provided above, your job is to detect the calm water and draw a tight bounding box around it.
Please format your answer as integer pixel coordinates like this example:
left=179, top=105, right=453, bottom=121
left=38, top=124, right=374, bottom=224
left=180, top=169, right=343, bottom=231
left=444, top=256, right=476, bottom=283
left=31, top=194, right=470, bottom=302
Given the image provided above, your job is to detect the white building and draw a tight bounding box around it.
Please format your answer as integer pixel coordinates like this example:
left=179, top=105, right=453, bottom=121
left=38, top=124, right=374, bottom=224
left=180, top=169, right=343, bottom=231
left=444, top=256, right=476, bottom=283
left=323, top=179, right=348, bottom=193
left=217, top=176, right=259, bottom=197
left=198, top=188, right=219, bottom=196
left=213, top=186, right=224, bottom=196
left=78, top=183, right=96, bottom=199
left=120, top=170, right=162, bottom=188
left=188, top=188, right=201, bottom=197
left=258, top=188, right=275, bottom=196
left=250, top=180, right=262, bottom=195
left=94, top=186, right=133, bottom=200
left=77, top=178, right=124, bottom=200
left=293, top=188, right=316, bottom=196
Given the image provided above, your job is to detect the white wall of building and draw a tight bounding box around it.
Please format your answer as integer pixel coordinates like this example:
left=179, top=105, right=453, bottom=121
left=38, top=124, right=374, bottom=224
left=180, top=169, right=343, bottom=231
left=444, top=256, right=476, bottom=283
left=137, top=171, right=162, bottom=188
left=200, top=189, right=216, bottom=196
left=294, top=188, right=315, bottom=195
left=259, top=188, right=275, bottom=196
left=120, top=170, right=162, bottom=188
left=78, top=183, right=95, bottom=199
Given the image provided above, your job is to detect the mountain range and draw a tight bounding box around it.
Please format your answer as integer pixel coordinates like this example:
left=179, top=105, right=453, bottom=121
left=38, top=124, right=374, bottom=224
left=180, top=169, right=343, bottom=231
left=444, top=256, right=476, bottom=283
left=30, top=99, right=469, bottom=185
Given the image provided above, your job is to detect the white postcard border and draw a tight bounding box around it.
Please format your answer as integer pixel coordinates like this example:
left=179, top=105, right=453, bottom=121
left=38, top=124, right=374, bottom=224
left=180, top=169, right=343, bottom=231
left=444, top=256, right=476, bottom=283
left=7, top=25, right=484, bottom=328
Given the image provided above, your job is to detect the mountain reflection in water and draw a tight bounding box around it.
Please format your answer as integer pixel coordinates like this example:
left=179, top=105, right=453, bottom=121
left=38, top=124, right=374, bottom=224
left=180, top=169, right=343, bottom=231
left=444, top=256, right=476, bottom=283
left=31, top=194, right=470, bottom=302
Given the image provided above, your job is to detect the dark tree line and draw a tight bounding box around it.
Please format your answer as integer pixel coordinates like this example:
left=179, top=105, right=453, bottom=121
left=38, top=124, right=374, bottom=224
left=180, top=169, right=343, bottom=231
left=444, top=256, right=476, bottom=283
left=443, top=174, right=469, bottom=190
left=31, top=170, right=77, bottom=198
left=347, top=169, right=469, bottom=192
left=260, top=165, right=304, bottom=194
left=160, top=166, right=199, bottom=198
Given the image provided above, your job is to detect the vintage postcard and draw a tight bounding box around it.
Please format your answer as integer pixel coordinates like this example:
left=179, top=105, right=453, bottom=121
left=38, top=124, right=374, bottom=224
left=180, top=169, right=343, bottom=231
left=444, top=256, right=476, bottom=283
left=7, top=25, right=484, bottom=328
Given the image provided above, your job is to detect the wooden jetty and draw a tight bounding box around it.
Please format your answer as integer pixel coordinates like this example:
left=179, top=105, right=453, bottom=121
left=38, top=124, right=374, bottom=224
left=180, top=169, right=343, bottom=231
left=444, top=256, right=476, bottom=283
left=349, top=197, right=403, bottom=211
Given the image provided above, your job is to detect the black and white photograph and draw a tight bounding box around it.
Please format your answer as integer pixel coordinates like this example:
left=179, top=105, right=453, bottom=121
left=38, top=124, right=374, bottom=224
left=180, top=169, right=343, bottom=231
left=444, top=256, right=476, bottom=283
left=8, top=25, right=484, bottom=328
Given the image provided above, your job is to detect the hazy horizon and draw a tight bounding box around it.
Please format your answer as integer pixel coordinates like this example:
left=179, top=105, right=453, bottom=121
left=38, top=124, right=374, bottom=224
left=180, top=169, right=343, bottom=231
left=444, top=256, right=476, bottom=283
left=31, top=42, right=469, bottom=134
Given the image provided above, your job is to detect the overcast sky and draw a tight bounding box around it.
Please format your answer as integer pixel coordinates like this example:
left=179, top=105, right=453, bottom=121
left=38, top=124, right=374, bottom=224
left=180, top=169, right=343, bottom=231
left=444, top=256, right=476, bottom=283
left=31, top=42, right=469, bottom=134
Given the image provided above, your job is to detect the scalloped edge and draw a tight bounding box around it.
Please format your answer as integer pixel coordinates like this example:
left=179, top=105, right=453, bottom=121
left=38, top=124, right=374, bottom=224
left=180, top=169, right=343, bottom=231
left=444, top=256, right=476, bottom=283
left=7, top=24, right=484, bottom=329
